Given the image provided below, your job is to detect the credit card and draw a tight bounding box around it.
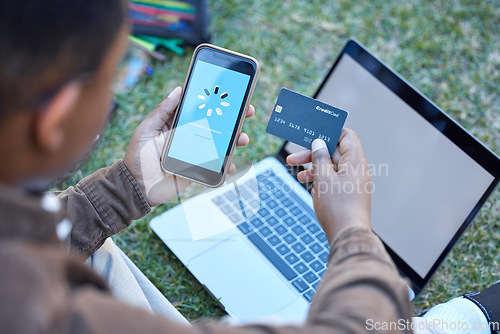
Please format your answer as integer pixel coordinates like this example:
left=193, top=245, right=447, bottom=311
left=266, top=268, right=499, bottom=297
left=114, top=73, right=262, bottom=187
left=266, top=88, right=348, bottom=154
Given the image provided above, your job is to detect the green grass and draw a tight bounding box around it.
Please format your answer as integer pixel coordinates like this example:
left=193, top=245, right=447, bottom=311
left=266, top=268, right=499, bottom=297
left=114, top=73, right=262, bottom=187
left=54, top=0, right=499, bottom=320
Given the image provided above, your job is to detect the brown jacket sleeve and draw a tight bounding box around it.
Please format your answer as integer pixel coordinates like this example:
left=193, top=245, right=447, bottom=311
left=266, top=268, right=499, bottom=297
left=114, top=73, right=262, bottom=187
left=51, top=160, right=411, bottom=332
left=67, top=227, right=412, bottom=334
left=54, top=160, right=150, bottom=257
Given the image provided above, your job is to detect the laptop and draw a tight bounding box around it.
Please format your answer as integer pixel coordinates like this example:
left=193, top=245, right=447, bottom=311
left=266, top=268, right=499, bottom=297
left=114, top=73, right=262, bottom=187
left=150, top=39, right=500, bottom=323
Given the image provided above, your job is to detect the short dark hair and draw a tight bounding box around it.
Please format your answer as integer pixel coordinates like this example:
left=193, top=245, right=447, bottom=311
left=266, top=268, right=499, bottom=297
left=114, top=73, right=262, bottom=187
left=0, top=0, right=125, bottom=118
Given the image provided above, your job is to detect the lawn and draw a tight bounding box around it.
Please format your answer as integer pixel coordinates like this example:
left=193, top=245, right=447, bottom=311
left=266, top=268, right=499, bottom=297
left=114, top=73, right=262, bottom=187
left=54, top=0, right=499, bottom=320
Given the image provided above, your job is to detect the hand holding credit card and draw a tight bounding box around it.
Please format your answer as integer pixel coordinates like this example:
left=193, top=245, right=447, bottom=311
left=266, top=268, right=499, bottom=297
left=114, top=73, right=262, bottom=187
left=266, top=88, right=348, bottom=155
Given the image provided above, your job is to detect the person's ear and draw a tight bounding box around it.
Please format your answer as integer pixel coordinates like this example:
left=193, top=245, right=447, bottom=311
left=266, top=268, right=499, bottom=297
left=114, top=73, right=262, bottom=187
left=34, top=82, right=81, bottom=153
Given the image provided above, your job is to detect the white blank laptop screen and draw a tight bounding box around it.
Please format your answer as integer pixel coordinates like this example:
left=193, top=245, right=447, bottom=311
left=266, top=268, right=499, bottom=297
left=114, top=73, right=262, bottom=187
left=315, top=54, right=495, bottom=278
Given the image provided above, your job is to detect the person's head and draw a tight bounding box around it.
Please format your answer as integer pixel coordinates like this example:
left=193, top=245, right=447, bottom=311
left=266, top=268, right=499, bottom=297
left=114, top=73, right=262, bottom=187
left=0, top=0, right=128, bottom=189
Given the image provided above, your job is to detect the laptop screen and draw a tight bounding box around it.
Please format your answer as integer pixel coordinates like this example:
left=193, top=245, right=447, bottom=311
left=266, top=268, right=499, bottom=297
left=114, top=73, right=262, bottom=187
left=282, top=40, right=498, bottom=291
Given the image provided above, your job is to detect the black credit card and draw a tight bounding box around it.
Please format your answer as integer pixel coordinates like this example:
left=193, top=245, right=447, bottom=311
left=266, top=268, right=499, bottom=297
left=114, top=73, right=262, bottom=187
left=266, top=88, right=348, bottom=154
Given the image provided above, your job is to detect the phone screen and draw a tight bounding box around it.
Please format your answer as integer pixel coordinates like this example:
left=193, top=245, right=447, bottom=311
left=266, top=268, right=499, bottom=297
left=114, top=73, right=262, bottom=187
left=167, top=57, right=252, bottom=173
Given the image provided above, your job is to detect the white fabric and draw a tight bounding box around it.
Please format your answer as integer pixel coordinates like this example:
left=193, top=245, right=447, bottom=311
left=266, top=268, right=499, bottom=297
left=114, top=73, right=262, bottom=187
left=87, top=238, right=190, bottom=326
left=413, top=297, right=490, bottom=334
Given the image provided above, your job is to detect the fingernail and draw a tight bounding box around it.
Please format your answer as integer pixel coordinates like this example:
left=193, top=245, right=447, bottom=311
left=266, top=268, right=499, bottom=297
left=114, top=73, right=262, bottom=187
left=312, top=139, right=326, bottom=152
left=168, top=86, right=181, bottom=97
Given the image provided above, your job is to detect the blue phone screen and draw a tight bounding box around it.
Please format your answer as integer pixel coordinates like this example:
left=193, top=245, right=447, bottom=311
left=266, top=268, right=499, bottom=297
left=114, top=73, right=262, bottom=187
left=167, top=60, right=251, bottom=172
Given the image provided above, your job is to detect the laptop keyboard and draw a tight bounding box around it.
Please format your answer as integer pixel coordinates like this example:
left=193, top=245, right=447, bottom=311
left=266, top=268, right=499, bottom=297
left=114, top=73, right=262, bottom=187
left=212, top=170, right=329, bottom=302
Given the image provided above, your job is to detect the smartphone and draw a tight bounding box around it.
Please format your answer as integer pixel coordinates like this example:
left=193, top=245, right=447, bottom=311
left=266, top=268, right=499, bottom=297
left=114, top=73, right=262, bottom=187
left=161, top=44, right=260, bottom=187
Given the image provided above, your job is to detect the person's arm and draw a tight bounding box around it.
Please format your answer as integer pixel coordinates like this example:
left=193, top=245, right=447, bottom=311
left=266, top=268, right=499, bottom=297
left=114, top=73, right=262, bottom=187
left=305, top=226, right=411, bottom=332
left=288, top=131, right=412, bottom=331
left=65, top=130, right=412, bottom=333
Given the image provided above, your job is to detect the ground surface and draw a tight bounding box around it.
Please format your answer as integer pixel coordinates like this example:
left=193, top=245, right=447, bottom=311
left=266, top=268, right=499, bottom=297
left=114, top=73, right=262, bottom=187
left=54, top=0, right=499, bottom=320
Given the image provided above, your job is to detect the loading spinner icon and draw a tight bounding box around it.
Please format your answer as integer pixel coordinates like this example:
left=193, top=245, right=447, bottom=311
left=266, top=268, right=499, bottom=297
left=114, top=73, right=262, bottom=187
left=197, top=85, right=230, bottom=116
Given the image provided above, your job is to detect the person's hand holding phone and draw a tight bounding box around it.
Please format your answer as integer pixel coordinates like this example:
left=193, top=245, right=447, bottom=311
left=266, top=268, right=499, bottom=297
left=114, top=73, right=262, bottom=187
left=286, top=129, right=372, bottom=243
left=124, top=86, right=255, bottom=207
